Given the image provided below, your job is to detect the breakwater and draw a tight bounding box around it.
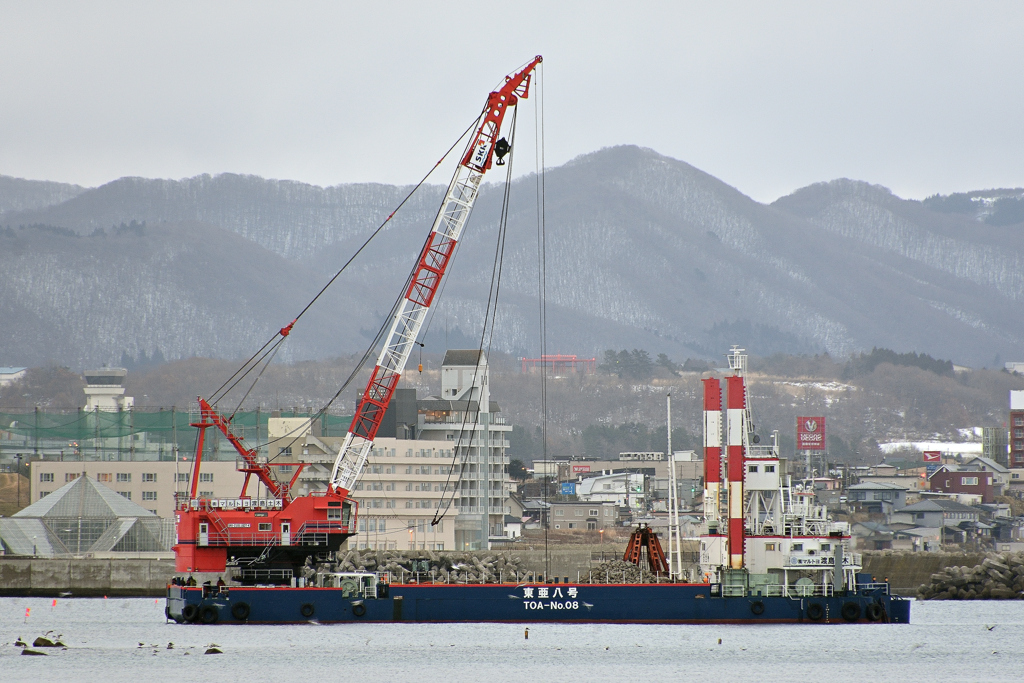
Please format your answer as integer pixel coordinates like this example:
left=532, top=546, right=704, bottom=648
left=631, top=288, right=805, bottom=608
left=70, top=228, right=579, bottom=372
left=862, top=551, right=986, bottom=596
left=0, top=557, right=175, bottom=597
left=1, top=548, right=991, bottom=597
left=915, top=551, right=1024, bottom=599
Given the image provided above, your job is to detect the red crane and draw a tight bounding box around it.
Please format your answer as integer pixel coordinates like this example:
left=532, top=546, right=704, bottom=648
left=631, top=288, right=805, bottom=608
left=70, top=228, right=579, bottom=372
left=173, top=56, right=542, bottom=577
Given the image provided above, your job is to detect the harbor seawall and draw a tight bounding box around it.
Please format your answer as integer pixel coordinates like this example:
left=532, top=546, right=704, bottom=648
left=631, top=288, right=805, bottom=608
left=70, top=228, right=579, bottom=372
left=0, top=557, right=175, bottom=597
left=862, top=551, right=986, bottom=596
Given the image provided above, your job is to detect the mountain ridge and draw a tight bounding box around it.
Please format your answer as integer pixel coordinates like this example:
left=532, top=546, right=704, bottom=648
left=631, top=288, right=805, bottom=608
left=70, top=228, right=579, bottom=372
left=2, top=146, right=1021, bottom=369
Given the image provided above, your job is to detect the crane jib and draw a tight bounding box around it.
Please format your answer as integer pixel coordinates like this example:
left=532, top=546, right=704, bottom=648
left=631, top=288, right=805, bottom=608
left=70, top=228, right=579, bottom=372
left=352, top=366, right=401, bottom=441
left=328, top=56, right=542, bottom=494
left=460, top=56, right=541, bottom=171
left=406, top=231, right=457, bottom=307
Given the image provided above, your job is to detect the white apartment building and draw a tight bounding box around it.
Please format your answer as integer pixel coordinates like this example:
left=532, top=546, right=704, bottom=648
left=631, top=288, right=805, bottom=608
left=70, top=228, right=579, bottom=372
left=260, top=421, right=460, bottom=552
left=29, top=460, right=246, bottom=518
left=264, top=350, right=513, bottom=551
left=417, top=350, right=512, bottom=550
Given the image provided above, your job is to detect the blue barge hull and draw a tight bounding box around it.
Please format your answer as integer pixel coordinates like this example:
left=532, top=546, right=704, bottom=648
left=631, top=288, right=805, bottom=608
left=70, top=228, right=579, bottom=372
left=166, top=583, right=910, bottom=625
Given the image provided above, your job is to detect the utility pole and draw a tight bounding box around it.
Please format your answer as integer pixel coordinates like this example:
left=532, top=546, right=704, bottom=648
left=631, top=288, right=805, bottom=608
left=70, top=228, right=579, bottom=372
left=667, top=392, right=681, bottom=580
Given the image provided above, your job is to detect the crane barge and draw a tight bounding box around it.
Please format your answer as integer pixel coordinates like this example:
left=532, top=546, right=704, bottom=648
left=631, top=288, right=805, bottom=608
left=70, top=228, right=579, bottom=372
left=166, top=58, right=910, bottom=625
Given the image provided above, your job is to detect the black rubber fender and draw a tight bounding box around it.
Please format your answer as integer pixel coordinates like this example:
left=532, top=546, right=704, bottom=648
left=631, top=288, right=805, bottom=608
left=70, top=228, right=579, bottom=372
left=352, top=603, right=367, bottom=617
left=181, top=604, right=199, bottom=622
left=231, top=602, right=251, bottom=621
left=199, top=605, right=219, bottom=624
left=300, top=603, right=315, bottom=618
left=806, top=602, right=825, bottom=621
left=841, top=602, right=861, bottom=622
left=865, top=601, right=884, bottom=622
left=750, top=600, right=765, bottom=615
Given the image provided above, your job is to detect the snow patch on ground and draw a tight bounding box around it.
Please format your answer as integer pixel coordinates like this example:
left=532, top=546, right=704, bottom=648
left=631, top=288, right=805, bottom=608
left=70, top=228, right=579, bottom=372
left=777, top=381, right=856, bottom=392
left=879, top=440, right=983, bottom=455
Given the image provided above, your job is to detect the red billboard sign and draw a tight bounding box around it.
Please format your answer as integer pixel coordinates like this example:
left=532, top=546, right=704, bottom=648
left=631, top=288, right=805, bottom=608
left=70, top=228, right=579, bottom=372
left=922, top=451, right=941, bottom=462
left=571, top=465, right=591, bottom=474
left=797, top=417, right=825, bottom=451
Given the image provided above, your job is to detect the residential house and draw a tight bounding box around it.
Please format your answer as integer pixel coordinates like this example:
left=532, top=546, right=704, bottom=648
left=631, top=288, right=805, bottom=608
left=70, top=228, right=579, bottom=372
left=928, top=465, right=995, bottom=503
left=548, top=501, right=621, bottom=530
left=576, top=472, right=646, bottom=511
left=857, top=473, right=928, bottom=494
left=1009, top=469, right=1024, bottom=493
left=891, top=499, right=986, bottom=547
left=892, top=526, right=942, bottom=552
left=962, top=456, right=1011, bottom=491
left=891, top=500, right=980, bottom=528
left=851, top=521, right=893, bottom=550
left=847, top=482, right=908, bottom=515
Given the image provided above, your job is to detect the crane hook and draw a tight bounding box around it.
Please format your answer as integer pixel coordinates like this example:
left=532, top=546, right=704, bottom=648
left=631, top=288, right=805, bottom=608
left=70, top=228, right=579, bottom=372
left=494, top=137, right=510, bottom=165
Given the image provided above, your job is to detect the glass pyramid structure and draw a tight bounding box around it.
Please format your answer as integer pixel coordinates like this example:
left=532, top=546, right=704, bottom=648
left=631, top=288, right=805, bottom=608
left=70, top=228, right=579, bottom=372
left=0, top=475, right=170, bottom=556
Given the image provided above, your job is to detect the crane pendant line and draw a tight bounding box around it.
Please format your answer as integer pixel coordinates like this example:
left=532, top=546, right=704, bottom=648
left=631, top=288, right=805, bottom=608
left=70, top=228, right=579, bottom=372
left=329, top=56, right=542, bottom=495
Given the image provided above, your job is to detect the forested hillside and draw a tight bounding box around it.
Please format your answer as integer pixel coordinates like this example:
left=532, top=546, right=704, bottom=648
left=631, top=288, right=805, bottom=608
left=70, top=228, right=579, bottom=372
left=2, top=146, right=1022, bottom=369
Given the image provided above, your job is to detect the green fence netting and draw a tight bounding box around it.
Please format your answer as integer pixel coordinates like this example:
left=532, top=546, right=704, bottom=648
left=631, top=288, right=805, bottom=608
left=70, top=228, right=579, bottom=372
left=0, top=408, right=353, bottom=462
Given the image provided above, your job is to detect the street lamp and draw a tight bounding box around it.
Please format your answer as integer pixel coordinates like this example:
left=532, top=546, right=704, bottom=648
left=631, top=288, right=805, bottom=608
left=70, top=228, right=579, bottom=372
left=599, top=528, right=604, bottom=545
left=14, top=454, right=22, bottom=508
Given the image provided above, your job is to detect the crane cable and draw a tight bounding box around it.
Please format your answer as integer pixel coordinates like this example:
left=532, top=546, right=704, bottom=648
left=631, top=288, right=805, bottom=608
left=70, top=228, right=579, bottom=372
left=432, top=107, right=520, bottom=526
left=221, top=106, right=489, bottom=460
left=206, top=115, right=481, bottom=410
left=534, top=64, right=551, bottom=578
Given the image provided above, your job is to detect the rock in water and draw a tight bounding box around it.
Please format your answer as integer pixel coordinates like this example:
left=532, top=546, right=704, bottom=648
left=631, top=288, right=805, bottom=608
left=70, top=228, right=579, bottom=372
left=33, top=637, right=63, bottom=647
left=205, top=647, right=223, bottom=655
left=22, top=649, right=47, bottom=656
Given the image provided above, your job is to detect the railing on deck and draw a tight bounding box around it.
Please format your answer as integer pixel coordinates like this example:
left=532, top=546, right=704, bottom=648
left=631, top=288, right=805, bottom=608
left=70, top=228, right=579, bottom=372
left=855, top=581, right=891, bottom=595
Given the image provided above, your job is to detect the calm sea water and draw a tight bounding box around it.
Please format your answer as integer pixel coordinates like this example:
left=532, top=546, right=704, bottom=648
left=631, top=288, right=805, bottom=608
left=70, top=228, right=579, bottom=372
left=2, top=597, right=1022, bottom=681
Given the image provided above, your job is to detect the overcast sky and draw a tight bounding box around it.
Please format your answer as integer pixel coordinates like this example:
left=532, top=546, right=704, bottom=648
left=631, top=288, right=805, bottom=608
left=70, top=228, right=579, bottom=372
left=1, top=2, right=1022, bottom=203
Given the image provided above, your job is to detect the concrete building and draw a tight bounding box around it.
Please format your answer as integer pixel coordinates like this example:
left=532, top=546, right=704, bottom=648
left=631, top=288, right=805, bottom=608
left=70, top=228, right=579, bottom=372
left=257, top=349, right=512, bottom=551
left=537, top=452, right=702, bottom=481
left=241, top=414, right=460, bottom=551
left=983, top=426, right=1011, bottom=468
left=1007, top=389, right=1024, bottom=471
left=1011, top=390, right=1024, bottom=468
left=29, top=460, right=246, bottom=518
left=548, top=501, right=621, bottom=530
left=0, top=367, right=27, bottom=387
left=83, top=368, right=133, bottom=411
left=347, top=438, right=459, bottom=551
left=415, top=350, right=512, bottom=550
left=577, top=472, right=646, bottom=510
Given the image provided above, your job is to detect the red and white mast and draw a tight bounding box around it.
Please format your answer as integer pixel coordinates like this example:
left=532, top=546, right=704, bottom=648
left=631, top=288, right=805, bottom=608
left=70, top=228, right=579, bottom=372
left=725, top=348, right=747, bottom=570
left=329, top=56, right=543, bottom=494
left=724, top=348, right=749, bottom=573
left=701, top=378, right=722, bottom=524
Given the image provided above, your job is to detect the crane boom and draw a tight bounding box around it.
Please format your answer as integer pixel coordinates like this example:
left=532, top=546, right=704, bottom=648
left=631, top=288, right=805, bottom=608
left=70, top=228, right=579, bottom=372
left=329, top=55, right=542, bottom=494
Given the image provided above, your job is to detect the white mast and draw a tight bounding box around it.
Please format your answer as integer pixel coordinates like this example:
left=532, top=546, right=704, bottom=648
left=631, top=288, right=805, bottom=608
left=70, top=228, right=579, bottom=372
left=667, top=392, right=682, bottom=579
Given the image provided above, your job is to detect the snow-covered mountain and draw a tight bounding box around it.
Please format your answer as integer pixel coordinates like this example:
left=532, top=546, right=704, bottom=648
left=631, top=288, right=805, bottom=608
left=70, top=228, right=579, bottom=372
left=2, top=146, right=1021, bottom=369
